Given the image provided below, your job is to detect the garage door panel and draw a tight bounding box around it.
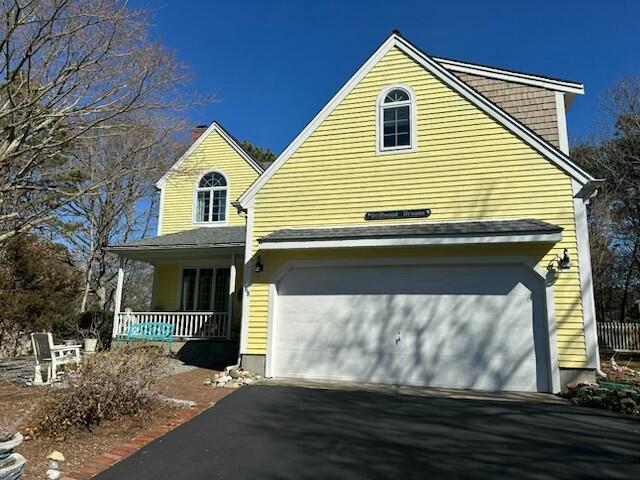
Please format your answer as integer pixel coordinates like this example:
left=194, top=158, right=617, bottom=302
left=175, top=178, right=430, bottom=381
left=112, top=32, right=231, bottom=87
left=277, top=293, right=535, bottom=353
left=273, top=264, right=549, bottom=392
left=275, top=349, right=538, bottom=391
left=278, top=265, right=532, bottom=296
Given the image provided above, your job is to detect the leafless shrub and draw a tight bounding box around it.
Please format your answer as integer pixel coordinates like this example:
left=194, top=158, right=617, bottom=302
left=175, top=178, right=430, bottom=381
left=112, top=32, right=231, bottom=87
left=35, top=344, right=166, bottom=435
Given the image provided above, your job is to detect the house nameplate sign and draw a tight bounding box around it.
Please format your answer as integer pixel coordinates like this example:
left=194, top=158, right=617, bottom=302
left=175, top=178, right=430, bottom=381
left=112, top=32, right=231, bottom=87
left=364, top=208, right=432, bottom=221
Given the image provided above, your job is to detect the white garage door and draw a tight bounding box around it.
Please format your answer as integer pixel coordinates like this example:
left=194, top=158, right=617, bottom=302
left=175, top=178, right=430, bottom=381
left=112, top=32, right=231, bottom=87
left=271, top=263, right=550, bottom=392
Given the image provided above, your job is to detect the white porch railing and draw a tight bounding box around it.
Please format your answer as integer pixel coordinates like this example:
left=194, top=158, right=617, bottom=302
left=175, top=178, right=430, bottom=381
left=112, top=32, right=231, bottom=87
left=113, top=311, right=229, bottom=339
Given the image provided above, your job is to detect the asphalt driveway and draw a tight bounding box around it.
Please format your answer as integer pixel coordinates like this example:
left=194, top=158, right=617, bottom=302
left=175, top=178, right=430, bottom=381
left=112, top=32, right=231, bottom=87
left=96, top=384, right=640, bottom=480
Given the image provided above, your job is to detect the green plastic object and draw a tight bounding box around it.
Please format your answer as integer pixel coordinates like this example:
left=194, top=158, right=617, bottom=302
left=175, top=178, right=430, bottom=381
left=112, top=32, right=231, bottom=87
left=598, top=381, right=637, bottom=391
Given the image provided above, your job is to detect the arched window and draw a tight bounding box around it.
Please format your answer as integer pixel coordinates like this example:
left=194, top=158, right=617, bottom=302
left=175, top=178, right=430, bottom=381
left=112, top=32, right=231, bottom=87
left=377, top=85, right=416, bottom=153
left=195, top=171, right=227, bottom=223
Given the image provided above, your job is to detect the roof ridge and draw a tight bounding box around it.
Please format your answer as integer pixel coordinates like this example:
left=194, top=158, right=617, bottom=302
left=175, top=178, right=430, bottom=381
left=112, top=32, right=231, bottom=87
left=156, top=122, right=264, bottom=189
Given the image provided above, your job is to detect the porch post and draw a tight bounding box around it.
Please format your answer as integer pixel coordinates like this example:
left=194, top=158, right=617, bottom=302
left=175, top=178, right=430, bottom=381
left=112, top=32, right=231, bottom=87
left=112, top=257, right=125, bottom=339
left=227, top=253, right=236, bottom=339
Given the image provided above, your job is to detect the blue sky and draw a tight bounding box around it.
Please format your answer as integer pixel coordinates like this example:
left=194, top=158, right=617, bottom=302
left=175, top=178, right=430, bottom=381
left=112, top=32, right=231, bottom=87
left=134, top=0, right=639, bottom=153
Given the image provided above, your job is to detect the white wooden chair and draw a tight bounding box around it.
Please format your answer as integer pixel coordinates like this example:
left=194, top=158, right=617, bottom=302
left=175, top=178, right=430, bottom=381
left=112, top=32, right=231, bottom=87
left=30, top=333, right=81, bottom=384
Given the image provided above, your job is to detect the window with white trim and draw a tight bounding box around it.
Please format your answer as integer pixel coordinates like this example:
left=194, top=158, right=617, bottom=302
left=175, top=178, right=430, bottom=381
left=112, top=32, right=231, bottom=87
left=195, top=171, right=227, bottom=223
left=180, top=267, right=231, bottom=311
left=378, top=86, right=415, bottom=153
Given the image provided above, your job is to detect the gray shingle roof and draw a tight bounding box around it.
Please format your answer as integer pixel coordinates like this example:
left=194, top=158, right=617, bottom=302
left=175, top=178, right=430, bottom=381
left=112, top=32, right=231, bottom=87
left=110, top=226, right=245, bottom=250
left=258, top=219, right=561, bottom=243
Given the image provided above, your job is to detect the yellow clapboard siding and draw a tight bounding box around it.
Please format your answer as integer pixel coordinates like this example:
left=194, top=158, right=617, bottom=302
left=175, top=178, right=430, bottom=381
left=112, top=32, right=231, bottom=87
left=152, top=265, right=180, bottom=310
left=245, top=46, right=587, bottom=367
left=159, top=129, right=260, bottom=235
left=152, top=127, right=259, bottom=316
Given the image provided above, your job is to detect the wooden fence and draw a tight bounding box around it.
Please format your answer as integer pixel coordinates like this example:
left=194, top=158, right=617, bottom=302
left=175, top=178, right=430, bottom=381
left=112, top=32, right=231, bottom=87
left=597, top=322, right=640, bottom=352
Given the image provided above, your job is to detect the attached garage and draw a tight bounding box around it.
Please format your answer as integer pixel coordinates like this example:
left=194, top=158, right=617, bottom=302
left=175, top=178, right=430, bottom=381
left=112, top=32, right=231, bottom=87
left=258, top=220, right=563, bottom=393
left=269, top=262, right=553, bottom=392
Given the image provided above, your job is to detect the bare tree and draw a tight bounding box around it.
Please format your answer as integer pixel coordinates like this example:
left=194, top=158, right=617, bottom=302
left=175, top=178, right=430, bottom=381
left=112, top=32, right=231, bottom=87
left=61, top=121, right=186, bottom=311
left=0, top=0, right=196, bottom=242
left=574, top=77, right=640, bottom=322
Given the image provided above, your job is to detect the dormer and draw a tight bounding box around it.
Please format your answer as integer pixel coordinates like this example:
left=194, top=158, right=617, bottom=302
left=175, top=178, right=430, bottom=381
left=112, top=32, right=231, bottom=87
left=156, top=122, right=263, bottom=235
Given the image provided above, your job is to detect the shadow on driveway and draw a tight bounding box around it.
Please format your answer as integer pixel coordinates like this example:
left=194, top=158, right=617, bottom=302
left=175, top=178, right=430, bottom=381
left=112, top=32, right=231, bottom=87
left=95, top=385, right=640, bottom=480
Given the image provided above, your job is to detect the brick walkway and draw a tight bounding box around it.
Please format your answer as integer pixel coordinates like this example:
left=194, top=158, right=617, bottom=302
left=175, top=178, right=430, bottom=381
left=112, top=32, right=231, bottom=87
left=60, top=368, right=233, bottom=479
left=61, top=405, right=210, bottom=480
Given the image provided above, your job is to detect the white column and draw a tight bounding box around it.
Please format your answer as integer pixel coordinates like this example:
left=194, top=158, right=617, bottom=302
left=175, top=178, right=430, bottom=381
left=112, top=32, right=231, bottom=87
left=112, top=258, right=125, bottom=339
left=227, top=253, right=237, bottom=340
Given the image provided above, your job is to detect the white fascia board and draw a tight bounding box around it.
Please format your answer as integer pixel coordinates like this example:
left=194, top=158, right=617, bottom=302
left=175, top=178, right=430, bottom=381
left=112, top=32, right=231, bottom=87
left=258, top=232, right=562, bottom=250
left=156, top=121, right=263, bottom=189
left=434, top=57, right=585, bottom=95
left=238, top=33, right=595, bottom=207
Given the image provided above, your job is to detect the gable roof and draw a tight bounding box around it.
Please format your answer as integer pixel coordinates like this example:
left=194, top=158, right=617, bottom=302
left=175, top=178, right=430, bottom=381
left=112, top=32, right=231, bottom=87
left=156, top=121, right=264, bottom=189
left=238, top=31, right=597, bottom=207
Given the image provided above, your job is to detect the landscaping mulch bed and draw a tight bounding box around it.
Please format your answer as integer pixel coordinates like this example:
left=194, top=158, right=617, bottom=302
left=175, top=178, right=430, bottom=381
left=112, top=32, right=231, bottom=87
left=0, top=379, right=179, bottom=480
left=0, top=362, right=232, bottom=480
left=600, top=353, right=640, bottom=386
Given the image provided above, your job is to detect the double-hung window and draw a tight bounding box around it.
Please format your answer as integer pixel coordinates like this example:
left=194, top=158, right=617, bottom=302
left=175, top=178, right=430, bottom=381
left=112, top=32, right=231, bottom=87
left=377, top=85, right=416, bottom=153
left=195, top=171, right=227, bottom=223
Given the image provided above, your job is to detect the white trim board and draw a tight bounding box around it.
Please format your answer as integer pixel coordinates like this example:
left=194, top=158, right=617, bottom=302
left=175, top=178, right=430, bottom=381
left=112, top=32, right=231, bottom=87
left=157, top=121, right=264, bottom=189
left=238, top=32, right=596, bottom=207
left=572, top=179, right=600, bottom=370
left=239, top=206, right=255, bottom=355
left=434, top=56, right=585, bottom=95
left=258, top=232, right=562, bottom=250
left=555, top=92, right=570, bottom=155
left=157, top=187, right=165, bottom=236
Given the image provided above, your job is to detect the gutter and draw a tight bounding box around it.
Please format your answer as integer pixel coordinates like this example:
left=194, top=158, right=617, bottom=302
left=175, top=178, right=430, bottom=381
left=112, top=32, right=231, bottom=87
left=575, top=179, right=604, bottom=199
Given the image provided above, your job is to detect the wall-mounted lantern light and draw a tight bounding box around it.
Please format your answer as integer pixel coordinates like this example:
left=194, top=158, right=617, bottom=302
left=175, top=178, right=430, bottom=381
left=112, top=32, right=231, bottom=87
left=557, top=248, right=571, bottom=270
left=254, top=256, right=264, bottom=274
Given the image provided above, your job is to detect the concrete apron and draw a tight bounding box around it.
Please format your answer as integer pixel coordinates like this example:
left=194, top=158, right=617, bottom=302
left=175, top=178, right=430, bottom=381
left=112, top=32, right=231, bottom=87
left=259, top=378, right=568, bottom=405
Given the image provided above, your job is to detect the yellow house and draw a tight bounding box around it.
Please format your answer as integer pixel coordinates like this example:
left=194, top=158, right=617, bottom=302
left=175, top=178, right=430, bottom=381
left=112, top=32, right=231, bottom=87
left=110, top=122, right=263, bottom=358
left=110, top=31, right=601, bottom=392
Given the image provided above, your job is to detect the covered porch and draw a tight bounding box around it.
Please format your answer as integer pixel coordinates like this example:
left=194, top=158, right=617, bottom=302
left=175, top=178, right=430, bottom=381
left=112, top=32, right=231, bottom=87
left=109, top=226, right=246, bottom=343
